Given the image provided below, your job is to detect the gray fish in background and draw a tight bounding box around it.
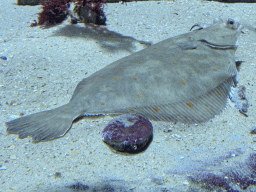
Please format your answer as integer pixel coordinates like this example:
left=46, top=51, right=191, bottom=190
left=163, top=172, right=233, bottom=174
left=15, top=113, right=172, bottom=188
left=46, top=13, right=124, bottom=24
left=5, top=18, right=250, bottom=143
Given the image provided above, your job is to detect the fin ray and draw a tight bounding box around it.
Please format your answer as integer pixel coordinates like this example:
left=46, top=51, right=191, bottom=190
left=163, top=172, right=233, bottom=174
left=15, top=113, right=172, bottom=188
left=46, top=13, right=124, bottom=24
left=129, top=78, right=233, bottom=123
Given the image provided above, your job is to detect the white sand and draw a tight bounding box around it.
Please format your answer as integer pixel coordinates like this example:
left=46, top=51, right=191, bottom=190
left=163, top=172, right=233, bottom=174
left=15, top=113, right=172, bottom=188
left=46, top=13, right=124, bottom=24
left=1, top=0, right=256, bottom=191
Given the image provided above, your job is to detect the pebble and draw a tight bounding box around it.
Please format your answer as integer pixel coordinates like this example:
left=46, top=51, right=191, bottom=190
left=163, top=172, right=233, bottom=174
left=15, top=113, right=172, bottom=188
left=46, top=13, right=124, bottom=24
left=7, top=145, right=15, bottom=149
left=54, top=172, right=61, bottom=179
left=10, top=155, right=17, bottom=160
left=250, top=126, right=256, bottom=135
left=173, top=134, right=182, bottom=139
left=0, top=166, right=6, bottom=170
left=163, top=128, right=172, bottom=133
left=0, top=56, right=7, bottom=60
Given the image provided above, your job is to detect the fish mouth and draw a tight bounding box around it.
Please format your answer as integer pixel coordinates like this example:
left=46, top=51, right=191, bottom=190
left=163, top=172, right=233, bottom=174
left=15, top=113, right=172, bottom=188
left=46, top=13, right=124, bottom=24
left=199, top=39, right=238, bottom=50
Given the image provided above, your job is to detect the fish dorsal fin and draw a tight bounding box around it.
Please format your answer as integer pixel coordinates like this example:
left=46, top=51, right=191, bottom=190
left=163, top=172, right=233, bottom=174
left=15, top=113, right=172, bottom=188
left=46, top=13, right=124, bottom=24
left=128, top=77, right=233, bottom=123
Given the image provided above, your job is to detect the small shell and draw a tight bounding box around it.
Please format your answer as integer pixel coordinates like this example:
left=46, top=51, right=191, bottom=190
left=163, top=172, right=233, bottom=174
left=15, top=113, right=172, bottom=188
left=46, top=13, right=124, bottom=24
left=230, top=85, right=249, bottom=117
left=101, top=114, right=153, bottom=154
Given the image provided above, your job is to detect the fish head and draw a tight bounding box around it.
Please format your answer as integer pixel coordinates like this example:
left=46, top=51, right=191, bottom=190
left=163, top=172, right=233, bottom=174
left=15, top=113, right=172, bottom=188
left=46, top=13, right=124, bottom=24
left=191, top=18, right=244, bottom=49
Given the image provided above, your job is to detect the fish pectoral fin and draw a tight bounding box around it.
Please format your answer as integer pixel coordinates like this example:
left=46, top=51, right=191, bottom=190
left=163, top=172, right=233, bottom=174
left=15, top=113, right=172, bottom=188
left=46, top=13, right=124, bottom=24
left=6, top=105, right=74, bottom=143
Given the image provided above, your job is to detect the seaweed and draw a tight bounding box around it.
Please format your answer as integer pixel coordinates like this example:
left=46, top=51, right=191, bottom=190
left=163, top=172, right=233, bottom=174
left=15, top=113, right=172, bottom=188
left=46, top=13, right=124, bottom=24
left=224, top=153, right=256, bottom=190
left=189, top=153, right=256, bottom=191
left=72, top=0, right=106, bottom=26
left=205, top=0, right=256, bottom=3
left=31, top=0, right=107, bottom=28
left=189, top=173, right=233, bottom=191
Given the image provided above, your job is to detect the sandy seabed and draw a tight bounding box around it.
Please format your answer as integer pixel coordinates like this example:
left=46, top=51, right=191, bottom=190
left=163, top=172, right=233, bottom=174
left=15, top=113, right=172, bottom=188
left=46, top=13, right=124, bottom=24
left=1, top=0, right=256, bottom=191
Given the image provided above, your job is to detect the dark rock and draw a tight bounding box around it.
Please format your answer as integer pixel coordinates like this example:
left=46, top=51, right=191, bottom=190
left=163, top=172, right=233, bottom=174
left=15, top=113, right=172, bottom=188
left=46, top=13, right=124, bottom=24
left=102, top=114, right=153, bottom=154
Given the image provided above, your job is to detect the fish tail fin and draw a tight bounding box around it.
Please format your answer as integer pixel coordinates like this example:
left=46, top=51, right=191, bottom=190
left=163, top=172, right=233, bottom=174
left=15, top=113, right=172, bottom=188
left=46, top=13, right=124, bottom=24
left=6, top=105, right=75, bottom=143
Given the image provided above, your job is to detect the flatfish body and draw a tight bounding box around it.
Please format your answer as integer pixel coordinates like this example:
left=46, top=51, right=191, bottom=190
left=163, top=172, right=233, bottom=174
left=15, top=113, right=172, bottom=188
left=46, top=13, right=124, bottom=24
left=6, top=19, right=243, bottom=142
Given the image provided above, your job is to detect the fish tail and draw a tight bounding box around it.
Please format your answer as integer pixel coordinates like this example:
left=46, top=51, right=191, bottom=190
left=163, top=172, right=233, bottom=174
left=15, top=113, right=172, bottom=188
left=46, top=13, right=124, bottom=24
left=6, top=105, right=75, bottom=143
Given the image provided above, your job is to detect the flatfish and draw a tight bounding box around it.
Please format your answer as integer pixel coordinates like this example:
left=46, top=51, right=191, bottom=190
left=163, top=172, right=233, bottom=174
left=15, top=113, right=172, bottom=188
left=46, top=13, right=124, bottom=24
left=6, top=18, right=247, bottom=142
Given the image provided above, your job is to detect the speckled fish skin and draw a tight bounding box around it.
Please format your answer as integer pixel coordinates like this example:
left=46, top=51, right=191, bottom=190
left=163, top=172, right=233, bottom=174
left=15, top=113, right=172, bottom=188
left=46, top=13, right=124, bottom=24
left=6, top=19, right=244, bottom=142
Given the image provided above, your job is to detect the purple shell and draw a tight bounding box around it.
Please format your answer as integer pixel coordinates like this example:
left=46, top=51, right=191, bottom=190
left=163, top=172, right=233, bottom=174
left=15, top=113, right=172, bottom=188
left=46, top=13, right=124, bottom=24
left=102, top=114, right=153, bottom=154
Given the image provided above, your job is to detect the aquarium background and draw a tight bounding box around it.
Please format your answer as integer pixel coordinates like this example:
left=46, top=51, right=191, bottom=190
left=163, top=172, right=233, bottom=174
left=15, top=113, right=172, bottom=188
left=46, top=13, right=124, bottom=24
left=1, top=0, right=256, bottom=191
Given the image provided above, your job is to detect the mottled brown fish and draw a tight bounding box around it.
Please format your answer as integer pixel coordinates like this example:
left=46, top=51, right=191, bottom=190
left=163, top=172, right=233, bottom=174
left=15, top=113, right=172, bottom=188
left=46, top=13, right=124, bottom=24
left=6, top=18, right=249, bottom=142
